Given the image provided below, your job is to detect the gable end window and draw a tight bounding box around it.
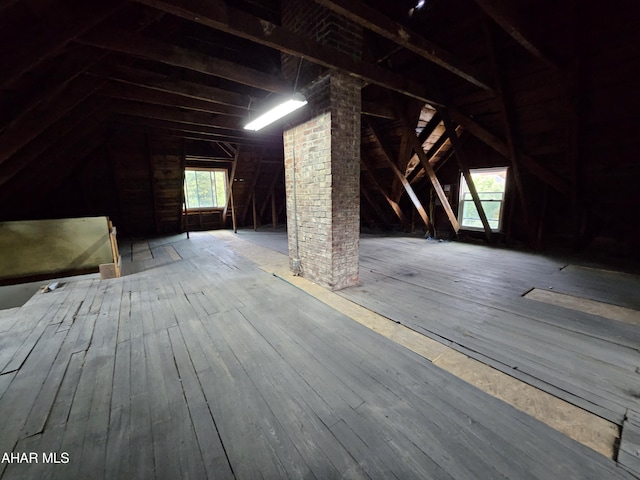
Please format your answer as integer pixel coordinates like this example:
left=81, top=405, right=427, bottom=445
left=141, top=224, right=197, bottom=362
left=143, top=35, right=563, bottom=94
left=184, top=169, right=227, bottom=209
left=458, top=167, right=507, bottom=232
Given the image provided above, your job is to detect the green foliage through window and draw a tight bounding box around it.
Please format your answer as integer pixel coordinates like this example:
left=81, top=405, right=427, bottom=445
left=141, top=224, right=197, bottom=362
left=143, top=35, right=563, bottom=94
left=458, top=168, right=507, bottom=231
left=184, top=169, right=227, bottom=209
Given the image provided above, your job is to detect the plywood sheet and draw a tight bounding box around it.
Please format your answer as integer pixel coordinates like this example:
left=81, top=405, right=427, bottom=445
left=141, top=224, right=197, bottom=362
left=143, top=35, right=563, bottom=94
left=0, top=216, right=113, bottom=283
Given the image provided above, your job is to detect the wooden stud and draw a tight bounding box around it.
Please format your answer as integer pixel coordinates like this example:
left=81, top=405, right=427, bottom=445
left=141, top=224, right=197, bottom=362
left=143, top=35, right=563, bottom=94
left=0, top=1, right=124, bottom=89
left=360, top=184, right=391, bottom=227
left=90, top=63, right=260, bottom=110
left=97, top=82, right=249, bottom=118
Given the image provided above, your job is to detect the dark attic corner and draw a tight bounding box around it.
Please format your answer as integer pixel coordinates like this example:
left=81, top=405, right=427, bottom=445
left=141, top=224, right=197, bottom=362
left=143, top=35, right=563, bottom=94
left=1, top=0, right=640, bottom=479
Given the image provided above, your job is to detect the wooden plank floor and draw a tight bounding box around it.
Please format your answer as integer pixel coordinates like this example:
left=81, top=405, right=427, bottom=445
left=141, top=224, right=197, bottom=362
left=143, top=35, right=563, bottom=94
left=335, top=235, right=640, bottom=427
left=0, top=232, right=637, bottom=479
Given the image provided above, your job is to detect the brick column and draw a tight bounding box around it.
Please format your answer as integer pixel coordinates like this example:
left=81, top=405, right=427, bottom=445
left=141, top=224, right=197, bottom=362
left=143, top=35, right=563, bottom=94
left=282, top=0, right=362, bottom=289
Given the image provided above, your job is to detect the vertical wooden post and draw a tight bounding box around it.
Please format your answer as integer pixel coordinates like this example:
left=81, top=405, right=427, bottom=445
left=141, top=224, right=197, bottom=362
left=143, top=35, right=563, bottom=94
left=252, top=190, right=258, bottom=231
left=145, top=133, right=160, bottom=234
left=180, top=138, right=189, bottom=239
left=483, top=20, right=529, bottom=227
left=271, top=188, right=277, bottom=228
left=230, top=187, right=237, bottom=233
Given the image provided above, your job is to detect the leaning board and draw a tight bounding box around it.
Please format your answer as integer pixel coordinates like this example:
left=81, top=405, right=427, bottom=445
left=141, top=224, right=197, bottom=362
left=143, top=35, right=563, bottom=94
left=0, top=216, right=114, bottom=284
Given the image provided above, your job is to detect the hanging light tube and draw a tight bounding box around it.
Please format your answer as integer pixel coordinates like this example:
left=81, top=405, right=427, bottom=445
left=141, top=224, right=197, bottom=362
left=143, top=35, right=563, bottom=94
left=244, top=93, right=308, bottom=131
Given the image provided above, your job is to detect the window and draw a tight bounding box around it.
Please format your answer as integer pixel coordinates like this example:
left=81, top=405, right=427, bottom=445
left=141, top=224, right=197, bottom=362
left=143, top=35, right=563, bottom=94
left=184, top=169, right=227, bottom=209
left=458, top=167, right=507, bottom=231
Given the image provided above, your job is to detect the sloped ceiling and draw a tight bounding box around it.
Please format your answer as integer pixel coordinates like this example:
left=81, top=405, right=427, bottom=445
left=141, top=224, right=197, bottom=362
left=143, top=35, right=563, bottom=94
left=0, top=0, right=638, bottom=248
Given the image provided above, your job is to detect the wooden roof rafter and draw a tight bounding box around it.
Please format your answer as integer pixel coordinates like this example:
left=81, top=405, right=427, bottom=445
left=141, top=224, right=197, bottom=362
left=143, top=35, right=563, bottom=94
left=0, top=0, right=126, bottom=89
left=472, top=0, right=561, bottom=70
left=77, top=26, right=293, bottom=94
left=90, top=63, right=260, bottom=110
left=97, top=82, right=250, bottom=118
left=313, top=0, right=494, bottom=92
left=365, top=118, right=431, bottom=229
left=360, top=154, right=411, bottom=230
left=129, top=0, right=447, bottom=106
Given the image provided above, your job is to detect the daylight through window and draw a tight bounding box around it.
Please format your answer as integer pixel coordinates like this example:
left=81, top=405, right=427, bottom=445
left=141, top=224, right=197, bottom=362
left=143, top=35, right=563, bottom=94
left=184, top=169, right=227, bottom=209
left=458, top=167, right=507, bottom=231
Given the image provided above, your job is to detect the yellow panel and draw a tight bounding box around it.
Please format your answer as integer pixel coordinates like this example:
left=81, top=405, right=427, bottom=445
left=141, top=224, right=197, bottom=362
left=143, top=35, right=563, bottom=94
left=0, top=217, right=113, bottom=282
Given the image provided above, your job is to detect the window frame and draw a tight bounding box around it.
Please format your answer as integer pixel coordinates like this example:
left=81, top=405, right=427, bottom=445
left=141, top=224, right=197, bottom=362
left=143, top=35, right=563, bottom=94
left=457, top=166, right=508, bottom=233
left=183, top=167, right=228, bottom=211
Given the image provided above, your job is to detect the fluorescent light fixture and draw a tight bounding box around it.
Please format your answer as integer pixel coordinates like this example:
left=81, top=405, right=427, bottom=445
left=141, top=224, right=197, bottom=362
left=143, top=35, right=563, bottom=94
left=244, top=94, right=308, bottom=131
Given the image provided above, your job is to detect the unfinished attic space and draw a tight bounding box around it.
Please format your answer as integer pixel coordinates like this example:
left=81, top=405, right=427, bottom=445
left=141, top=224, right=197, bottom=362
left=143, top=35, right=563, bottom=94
left=2, top=0, right=640, bottom=478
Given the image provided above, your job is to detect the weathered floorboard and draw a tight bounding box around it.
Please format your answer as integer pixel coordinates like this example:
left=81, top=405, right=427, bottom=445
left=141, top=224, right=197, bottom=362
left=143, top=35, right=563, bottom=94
left=0, top=232, right=637, bottom=479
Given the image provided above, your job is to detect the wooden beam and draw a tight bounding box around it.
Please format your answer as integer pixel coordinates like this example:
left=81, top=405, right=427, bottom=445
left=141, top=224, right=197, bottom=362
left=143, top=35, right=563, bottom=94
left=366, top=119, right=431, bottom=228
left=243, top=150, right=265, bottom=224
left=472, top=0, right=560, bottom=69
left=362, top=101, right=395, bottom=120
left=439, top=107, right=493, bottom=241
left=131, top=0, right=446, bottom=106
left=89, top=63, right=260, bottom=110
left=407, top=133, right=449, bottom=184
left=360, top=183, right=392, bottom=227
left=1, top=45, right=97, bottom=133
left=98, top=82, right=249, bottom=117
left=360, top=155, right=410, bottom=230
left=483, top=20, right=529, bottom=226
left=146, top=134, right=161, bottom=234
left=448, top=108, right=569, bottom=194
left=0, top=116, right=108, bottom=206
left=252, top=191, right=258, bottom=231
left=111, top=116, right=281, bottom=146
left=409, top=134, right=460, bottom=233
left=391, top=107, right=460, bottom=234
left=106, top=99, right=245, bottom=130
left=0, top=75, right=105, bottom=167
left=0, top=1, right=124, bottom=89
left=0, top=98, right=101, bottom=188
left=313, top=0, right=494, bottom=92
left=78, top=26, right=293, bottom=94
left=271, top=189, right=278, bottom=228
